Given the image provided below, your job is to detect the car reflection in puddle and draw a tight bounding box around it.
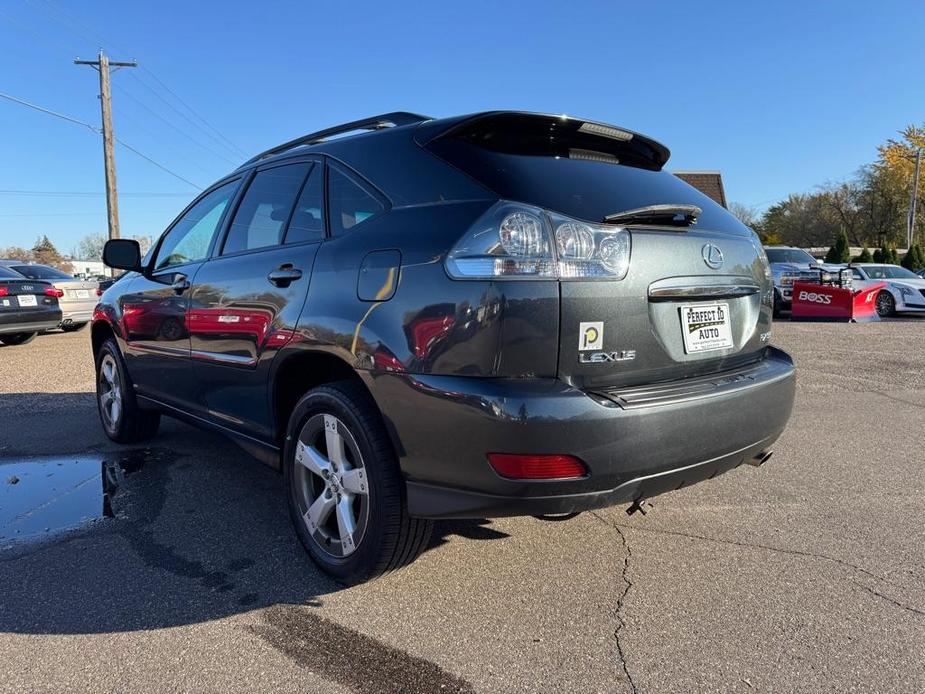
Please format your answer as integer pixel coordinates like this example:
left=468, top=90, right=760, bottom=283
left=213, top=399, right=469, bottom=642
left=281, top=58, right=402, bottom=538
left=0, top=448, right=171, bottom=546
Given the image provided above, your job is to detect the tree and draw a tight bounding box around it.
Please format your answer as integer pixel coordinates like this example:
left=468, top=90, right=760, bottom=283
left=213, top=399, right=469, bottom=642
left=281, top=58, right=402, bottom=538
left=853, top=247, right=873, bottom=262
left=131, top=234, right=154, bottom=257
left=729, top=202, right=759, bottom=229
left=901, top=244, right=925, bottom=270
left=75, top=233, right=106, bottom=261
left=0, top=246, right=32, bottom=261
left=31, top=235, right=72, bottom=273
left=825, top=231, right=850, bottom=263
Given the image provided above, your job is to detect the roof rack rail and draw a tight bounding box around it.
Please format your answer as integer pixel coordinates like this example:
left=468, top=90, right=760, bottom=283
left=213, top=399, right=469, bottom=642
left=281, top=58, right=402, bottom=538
left=241, top=111, right=431, bottom=167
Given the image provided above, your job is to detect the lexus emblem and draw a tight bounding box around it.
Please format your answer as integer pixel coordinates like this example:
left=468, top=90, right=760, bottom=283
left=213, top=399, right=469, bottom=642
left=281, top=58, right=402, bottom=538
left=702, top=244, right=724, bottom=269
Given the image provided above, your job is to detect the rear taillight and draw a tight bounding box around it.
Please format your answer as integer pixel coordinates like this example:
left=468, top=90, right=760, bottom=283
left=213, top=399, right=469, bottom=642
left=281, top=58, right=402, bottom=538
left=0, top=287, right=8, bottom=297
left=445, top=201, right=631, bottom=281
left=487, top=453, right=588, bottom=480
left=96, top=288, right=103, bottom=297
left=45, top=286, right=64, bottom=298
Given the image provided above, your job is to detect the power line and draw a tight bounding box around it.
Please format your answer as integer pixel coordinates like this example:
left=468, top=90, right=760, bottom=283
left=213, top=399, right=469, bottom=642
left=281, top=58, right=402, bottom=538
left=0, top=89, right=202, bottom=190
left=111, top=81, right=238, bottom=166
left=128, top=71, right=245, bottom=159
left=0, top=189, right=191, bottom=198
left=140, top=67, right=247, bottom=157
left=24, top=0, right=247, bottom=160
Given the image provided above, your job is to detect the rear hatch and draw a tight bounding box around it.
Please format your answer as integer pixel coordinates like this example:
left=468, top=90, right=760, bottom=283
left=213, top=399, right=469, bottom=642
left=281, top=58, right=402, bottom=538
left=422, top=112, right=772, bottom=389
left=57, top=279, right=99, bottom=305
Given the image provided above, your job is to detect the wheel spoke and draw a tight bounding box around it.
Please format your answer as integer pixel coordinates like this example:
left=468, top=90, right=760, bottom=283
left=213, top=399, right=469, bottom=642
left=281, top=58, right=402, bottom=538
left=304, top=493, right=335, bottom=533
left=335, top=496, right=356, bottom=553
left=295, top=440, right=331, bottom=477
left=109, top=398, right=121, bottom=424
left=324, top=415, right=346, bottom=468
left=103, top=360, right=116, bottom=385
left=340, top=468, right=367, bottom=495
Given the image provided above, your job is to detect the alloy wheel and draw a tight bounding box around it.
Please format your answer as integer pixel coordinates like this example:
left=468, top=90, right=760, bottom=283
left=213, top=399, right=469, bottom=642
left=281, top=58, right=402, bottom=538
left=875, top=291, right=894, bottom=317
left=98, top=353, right=123, bottom=430
left=293, top=413, right=369, bottom=558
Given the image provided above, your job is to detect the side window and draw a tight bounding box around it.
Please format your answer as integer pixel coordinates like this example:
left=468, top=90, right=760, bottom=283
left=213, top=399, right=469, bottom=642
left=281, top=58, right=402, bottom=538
left=851, top=268, right=863, bottom=280
left=328, top=163, right=384, bottom=236
left=285, top=164, right=325, bottom=244
left=155, top=181, right=238, bottom=270
left=222, top=163, right=310, bottom=255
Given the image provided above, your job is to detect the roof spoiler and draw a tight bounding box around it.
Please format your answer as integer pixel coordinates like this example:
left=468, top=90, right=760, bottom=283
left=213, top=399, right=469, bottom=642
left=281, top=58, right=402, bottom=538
left=241, top=111, right=431, bottom=167
left=415, top=111, right=671, bottom=171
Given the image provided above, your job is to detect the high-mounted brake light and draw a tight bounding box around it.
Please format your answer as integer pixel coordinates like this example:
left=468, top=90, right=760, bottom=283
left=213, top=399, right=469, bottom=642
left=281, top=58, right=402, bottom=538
left=445, top=201, right=631, bottom=281
left=45, top=286, right=65, bottom=298
left=487, top=453, right=588, bottom=480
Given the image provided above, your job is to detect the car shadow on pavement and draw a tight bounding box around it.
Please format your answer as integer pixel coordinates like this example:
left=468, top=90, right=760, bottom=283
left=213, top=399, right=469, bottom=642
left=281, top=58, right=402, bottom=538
left=0, top=392, right=507, bottom=637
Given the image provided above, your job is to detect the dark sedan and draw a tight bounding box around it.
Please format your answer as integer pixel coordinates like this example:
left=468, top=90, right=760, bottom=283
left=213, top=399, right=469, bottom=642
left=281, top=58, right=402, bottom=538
left=0, top=266, right=63, bottom=346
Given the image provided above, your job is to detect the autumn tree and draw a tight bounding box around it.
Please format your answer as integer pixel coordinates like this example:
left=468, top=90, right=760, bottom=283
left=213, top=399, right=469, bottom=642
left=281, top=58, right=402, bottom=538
left=31, top=235, right=72, bottom=273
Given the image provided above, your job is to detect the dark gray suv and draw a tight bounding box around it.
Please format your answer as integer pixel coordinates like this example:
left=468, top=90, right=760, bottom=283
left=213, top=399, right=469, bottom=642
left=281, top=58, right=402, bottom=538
left=95, top=111, right=795, bottom=583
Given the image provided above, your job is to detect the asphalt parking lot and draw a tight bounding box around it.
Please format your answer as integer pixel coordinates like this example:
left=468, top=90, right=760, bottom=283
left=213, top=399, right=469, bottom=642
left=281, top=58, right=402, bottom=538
left=1, top=322, right=923, bottom=693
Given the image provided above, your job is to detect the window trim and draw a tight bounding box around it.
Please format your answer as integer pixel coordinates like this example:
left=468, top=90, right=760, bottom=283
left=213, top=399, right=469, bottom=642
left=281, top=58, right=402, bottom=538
left=148, top=176, right=242, bottom=274
left=214, top=157, right=318, bottom=259
left=325, top=158, right=390, bottom=237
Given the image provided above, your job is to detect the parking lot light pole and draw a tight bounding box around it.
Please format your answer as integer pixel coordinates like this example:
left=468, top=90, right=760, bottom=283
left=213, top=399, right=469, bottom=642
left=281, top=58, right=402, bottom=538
left=908, top=146, right=922, bottom=250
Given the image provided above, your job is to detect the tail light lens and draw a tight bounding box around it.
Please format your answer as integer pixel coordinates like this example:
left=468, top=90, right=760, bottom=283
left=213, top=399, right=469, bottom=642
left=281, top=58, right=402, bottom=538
left=445, top=201, right=631, bottom=280
left=487, top=453, right=588, bottom=480
left=96, top=288, right=104, bottom=297
left=44, top=286, right=65, bottom=298
left=0, top=286, right=8, bottom=297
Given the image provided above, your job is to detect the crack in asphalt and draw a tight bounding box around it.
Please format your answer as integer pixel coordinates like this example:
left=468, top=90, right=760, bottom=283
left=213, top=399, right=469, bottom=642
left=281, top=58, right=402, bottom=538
left=850, top=580, right=925, bottom=618
left=604, top=518, right=899, bottom=587
left=590, top=511, right=638, bottom=694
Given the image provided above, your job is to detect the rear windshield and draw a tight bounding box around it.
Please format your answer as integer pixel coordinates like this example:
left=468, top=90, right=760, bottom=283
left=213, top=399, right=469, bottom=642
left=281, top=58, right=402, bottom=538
left=0, top=266, right=23, bottom=279
left=765, top=248, right=817, bottom=264
left=425, top=117, right=747, bottom=234
left=10, top=264, right=73, bottom=280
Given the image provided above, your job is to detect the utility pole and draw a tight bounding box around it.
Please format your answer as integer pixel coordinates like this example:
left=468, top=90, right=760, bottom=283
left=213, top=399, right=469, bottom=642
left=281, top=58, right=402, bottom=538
left=908, top=147, right=922, bottom=250
left=75, top=50, right=137, bottom=240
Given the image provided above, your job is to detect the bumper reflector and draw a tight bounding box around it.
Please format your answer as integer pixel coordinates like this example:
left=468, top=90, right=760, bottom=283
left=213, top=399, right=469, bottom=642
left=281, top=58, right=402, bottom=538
left=487, top=453, right=587, bottom=480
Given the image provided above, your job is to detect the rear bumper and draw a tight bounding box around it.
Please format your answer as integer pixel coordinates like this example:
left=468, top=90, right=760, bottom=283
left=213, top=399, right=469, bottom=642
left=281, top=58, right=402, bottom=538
left=61, top=307, right=95, bottom=324
left=367, top=347, right=795, bottom=519
left=0, top=313, right=61, bottom=335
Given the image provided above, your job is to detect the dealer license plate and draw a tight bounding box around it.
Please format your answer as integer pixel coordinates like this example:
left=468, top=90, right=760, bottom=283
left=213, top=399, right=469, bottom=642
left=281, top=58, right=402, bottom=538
left=680, top=302, right=733, bottom=353
left=18, top=295, right=37, bottom=307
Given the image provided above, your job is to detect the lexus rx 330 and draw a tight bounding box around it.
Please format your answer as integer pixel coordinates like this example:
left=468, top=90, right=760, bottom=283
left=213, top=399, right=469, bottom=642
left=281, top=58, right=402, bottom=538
left=94, top=111, right=796, bottom=584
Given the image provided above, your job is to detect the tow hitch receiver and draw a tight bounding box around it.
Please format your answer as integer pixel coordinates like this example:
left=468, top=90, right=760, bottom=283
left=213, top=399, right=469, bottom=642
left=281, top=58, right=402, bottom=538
left=626, top=498, right=649, bottom=516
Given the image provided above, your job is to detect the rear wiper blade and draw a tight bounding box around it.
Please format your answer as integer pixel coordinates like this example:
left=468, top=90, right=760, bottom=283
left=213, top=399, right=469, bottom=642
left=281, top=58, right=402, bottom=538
left=603, top=204, right=701, bottom=227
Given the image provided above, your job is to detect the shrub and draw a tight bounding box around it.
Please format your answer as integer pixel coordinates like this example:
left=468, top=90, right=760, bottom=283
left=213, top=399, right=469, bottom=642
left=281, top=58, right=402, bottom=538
left=824, top=231, right=850, bottom=264
left=853, top=247, right=873, bottom=263
left=901, top=244, right=925, bottom=271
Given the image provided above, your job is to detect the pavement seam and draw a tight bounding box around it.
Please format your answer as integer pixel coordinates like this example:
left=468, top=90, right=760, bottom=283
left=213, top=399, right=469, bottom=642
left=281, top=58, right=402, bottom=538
left=590, top=511, right=639, bottom=694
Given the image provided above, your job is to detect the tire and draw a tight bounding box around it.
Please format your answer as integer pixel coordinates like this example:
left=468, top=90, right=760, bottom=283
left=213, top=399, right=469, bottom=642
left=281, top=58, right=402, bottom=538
left=61, top=322, right=88, bottom=333
left=0, top=332, right=37, bottom=346
left=284, top=380, right=432, bottom=585
left=95, top=338, right=161, bottom=443
left=875, top=290, right=896, bottom=318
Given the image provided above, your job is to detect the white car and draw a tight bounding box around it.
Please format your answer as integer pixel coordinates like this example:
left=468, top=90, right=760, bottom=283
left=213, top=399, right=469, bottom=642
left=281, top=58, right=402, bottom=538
left=847, top=264, right=925, bottom=317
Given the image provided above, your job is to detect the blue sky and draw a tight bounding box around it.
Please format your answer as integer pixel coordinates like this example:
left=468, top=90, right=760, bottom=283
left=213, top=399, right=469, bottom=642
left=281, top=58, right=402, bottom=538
left=0, top=0, right=922, bottom=254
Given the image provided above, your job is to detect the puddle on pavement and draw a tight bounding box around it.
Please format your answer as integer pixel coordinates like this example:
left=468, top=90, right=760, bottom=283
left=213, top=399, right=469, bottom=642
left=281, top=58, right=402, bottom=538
left=0, top=448, right=172, bottom=546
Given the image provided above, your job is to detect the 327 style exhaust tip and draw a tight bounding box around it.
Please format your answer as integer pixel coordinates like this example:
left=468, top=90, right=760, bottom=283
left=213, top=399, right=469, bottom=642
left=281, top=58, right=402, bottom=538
left=746, top=450, right=773, bottom=467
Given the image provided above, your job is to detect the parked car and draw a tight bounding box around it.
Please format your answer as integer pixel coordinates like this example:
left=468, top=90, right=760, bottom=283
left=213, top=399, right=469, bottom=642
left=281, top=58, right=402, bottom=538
left=0, top=261, right=98, bottom=332
left=763, top=246, right=847, bottom=317
left=94, top=110, right=796, bottom=583
left=847, top=263, right=925, bottom=317
left=0, top=265, right=63, bottom=345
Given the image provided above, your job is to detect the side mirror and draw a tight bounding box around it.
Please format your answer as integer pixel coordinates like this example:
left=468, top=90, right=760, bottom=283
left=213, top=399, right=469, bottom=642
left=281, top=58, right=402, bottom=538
left=103, top=239, right=143, bottom=272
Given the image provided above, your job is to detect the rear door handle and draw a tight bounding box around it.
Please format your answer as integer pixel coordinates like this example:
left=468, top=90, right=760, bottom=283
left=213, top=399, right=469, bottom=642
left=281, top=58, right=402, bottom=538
left=267, top=264, right=303, bottom=288
left=171, top=274, right=190, bottom=295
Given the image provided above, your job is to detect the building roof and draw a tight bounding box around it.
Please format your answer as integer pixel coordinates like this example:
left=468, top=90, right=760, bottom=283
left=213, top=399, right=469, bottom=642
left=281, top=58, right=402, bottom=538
left=673, top=171, right=727, bottom=208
